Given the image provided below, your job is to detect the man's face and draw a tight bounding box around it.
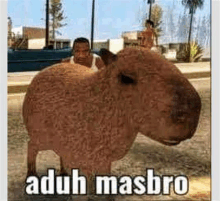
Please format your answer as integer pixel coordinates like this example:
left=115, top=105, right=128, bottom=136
left=73, top=42, right=90, bottom=64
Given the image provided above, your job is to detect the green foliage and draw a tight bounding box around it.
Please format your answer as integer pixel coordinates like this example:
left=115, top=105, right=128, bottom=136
left=181, top=0, right=204, bottom=48
left=150, top=4, right=163, bottom=38
left=182, top=0, right=204, bottom=13
left=49, top=0, right=67, bottom=39
left=177, top=41, right=203, bottom=62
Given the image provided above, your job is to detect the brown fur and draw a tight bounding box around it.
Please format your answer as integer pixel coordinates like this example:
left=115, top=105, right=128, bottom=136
left=23, top=48, right=201, bottom=179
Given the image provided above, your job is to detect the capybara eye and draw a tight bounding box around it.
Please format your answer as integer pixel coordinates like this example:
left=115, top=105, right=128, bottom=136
left=119, top=73, right=137, bottom=85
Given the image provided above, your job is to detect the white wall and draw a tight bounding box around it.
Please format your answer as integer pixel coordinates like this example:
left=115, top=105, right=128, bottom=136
left=11, top=26, right=23, bottom=36
left=93, top=39, right=109, bottom=50
left=28, top=38, right=71, bottom=49
left=109, top=38, right=124, bottom=54
left=163, top=49, right=177, bottom=60
left=122, top=31, right=138, bottom=40
left=28, top=38, right=45, bottom=49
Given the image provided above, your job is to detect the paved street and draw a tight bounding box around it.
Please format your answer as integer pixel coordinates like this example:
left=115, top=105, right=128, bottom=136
left=7, top=62, right=210, bottom=85
left=8, top=62, right=210, bottom=85
left=7, top=62, right=211, bottom=95
left=8, top=77, right=211, bottom=201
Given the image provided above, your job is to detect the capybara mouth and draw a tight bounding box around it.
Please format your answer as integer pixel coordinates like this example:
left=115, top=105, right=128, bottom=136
left=161, top=139, right=181, bottom=146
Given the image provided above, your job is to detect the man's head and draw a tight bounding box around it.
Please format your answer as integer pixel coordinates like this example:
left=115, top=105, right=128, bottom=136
left=145, top=20, right=154, bottom=28
left=72, top=37, right=90, bottom=65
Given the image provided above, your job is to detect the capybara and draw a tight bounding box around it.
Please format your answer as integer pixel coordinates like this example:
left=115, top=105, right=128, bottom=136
left=23, top=48, right=201, bottom=183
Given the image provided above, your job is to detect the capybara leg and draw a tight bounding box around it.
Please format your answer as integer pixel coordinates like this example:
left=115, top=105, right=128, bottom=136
left=88, top=173, right=96, bottom=196
left=87, top=162, right=115, bottom=201
left=80, top=169, right=95, bottom=196
left=60, top=157, right=68, bottom=176
left=27, top=140, right=38, bottom=177
left=97, top=163, right=115, bottom=201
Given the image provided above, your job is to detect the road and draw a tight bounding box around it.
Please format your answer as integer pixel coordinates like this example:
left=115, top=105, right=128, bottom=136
left=7, top=62, right=211, bottom=94
left=7, top=77, right=211, bottom=201
left=7, top=62, right=210, bottom=84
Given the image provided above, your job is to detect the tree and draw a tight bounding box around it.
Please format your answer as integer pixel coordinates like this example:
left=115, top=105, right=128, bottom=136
left=176, top=14, right=187, bottom=43
left=167, top=6, right=175, bottom=42
left=204, top=14, right=211, bottom=48
left=144, top=4, right=163, bottom=45
left=8, top=17, right=12, bottom=38
left=49, top=0, right=67, bottom=40
left=182, top=0, right=204, bottom=61
left=195, top=16, right=201, bottom=45
left=197, top=14, right=210, bottom=49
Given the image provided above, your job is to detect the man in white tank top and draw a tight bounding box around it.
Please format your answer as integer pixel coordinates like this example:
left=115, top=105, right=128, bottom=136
left=61, top=37, right=105, bottom=72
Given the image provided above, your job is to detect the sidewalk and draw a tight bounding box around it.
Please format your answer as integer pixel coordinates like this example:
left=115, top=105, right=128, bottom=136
left=175, top=62, right=211, bottom=79
left=7, top=62, right=211, bottom=94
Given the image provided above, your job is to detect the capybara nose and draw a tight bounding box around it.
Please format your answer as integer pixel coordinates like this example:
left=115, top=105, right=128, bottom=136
left=171, top=110, right=189, bottom=124
left=171, top=87, right=201, bottom=139
left=172, top=94, right=201, bottom=122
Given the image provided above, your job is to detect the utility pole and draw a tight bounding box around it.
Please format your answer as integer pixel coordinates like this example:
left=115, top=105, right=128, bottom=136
left=148, top=0, right=154, bottom=20
left=91, top=0, right=95, bottom=50
left=45, top=0, right=49, bottom=48
left=149, top=1, right=152, bottom=20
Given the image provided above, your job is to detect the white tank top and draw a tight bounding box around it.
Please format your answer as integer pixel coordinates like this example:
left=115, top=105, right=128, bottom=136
left=70, top=54, right=99, bottom=72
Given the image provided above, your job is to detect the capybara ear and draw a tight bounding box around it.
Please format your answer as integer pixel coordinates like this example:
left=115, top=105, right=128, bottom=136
left=99, top=48, right=118, bottom=66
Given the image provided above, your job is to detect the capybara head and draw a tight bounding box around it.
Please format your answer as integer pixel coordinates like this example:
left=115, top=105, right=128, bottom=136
left=99, top=48, right=201, bottom=146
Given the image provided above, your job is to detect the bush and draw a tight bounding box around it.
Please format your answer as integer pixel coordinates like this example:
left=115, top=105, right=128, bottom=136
left=176, top=41, right=203, bottom=62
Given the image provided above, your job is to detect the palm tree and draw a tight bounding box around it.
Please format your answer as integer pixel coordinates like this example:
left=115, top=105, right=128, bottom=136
left=182, top=0, right=204, bottom=61
left=147, top=0, right=155, bottom=20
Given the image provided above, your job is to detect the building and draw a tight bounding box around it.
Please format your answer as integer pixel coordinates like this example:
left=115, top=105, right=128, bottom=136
left=122, top=31, right=142, bottom=40
left=10, top=26, right=71, bottom=49
left=122, top=31, right=142, bottom=47
left=92, top=31, right=145, bottom=53
left=28, top=38, right=71, bottom=49
left=93, top=38, right=124, bottom=54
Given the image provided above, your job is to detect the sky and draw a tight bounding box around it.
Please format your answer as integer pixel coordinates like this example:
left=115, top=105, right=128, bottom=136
left=8, top=0, right=211, bottom=42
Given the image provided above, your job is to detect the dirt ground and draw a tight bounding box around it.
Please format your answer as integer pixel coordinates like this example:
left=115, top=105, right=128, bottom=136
left=8, top=78, right=211, bottom=201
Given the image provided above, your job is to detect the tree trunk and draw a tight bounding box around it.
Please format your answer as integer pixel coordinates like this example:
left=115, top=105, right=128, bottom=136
left=188, top=6, right=194, bottom=62
left=52, top=13, right=55, bottom=40
left=52, top=29, right=56, bottom=49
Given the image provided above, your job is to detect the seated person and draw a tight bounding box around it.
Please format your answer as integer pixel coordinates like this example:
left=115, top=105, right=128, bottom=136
left=62, top=37, right=105, bottom=72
